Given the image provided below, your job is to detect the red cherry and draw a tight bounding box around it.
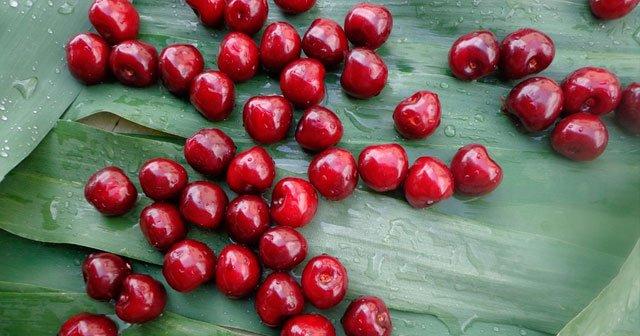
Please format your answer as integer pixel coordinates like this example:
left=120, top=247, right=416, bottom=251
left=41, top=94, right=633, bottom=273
left=179, top=181, right=228, bottom=229
left=615, top=83, right=640, bottom=135
left=225, top=0, right=268, bottom=36
left=159, top=44, right=204, bottom=96
left=215, top=244, right=261, bottom=298
left=58, top=313, right=118, bottom=336
left=344, top=3, right=393, bottom=50
left=358, top=144, right=408, bottom=192
left=115, top=274, right=167, bottom=323
left=403, top=156, right=454, bottom=208
left=270, top=177, right=318, bottom=228
left=184, top=128, right=237, bottom=177
left=273, top=0, right=315, bottom=13
left=448, top=30, right=499, bottom=81
left=109, top=40, right=158, bottom=87
left=499, top=28, right=554, bottom=80
left=295, top=106, right=343, bottom=152
left=162, top=239, right=216, bottom=292
left=342, top=296, right=392, bottom=336
left=138, top=157, right=188, bottom=201
left=243, top=95, right=293, bottom=144
left=393, top=91, right=441, bottom=139
left=82, top=252, right=132, bottom=301
left=66, top=33, right=110, bottom=85
left=255, top=272, right=305, bottom=327
left=280, top=58, right=326, bottom=108
left=218, top=32, right=260, bottom=83
left=301, top=254, right=348, bottom=309
left=139, top=202, right=187, bottom=251
left=259, top=226, right=308, bottom=271
left=185, top=0, right=226, bottom=27
left=590, top=0, right=639, bottom=19
left=302, top=18, right=349, bottom=68
left=308, top=148, right=358, bottom=201
left=84, top=166, right=137, bottom=216
left=341, top=48, right=388, bottom=99
left=88, top=0, right=139, bottom=45
left=282, top=314, right=336, bottom=336
left=226, top=195, right=270, bottom=245
left=226, top=146, right=276, bottom=194
left=190, top=70, right=236, bottom=121
left=450, top=144, right=502, bottom=196
left=562, top=67, right=622, bottom=116
left=505, top=77, right=563, bottom=132
left=551, top=112, right=609, bottom=161
left=260, top=22, right=302, bottom=74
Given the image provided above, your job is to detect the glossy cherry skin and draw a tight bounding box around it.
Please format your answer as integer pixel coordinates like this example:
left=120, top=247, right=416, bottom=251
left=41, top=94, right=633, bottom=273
left=344, top=3, right=393, bottom=50
left=358, top=144, right=409, bottom=192
left=115, top=274, right=167, bottom=324
left=218, top=32, right=260, bottom=83
left=551, top=112, right=609, bottom=161
left=282, top=314, right=336, bottom=336
left=184, top=128, right=237, bottom=177
left=84, top=166, right=137, bottom=216
left=403, top=156, right=454, bottom=208
left=280, top=58, right=326, bottom=108
left=450, top=144, right=502, bottom=196
left=179, top=181, right=228, bottom=229
left=302, top=18, right=349, bottom=68
left=615, top=83, right=640, bottom=135
left=562, top=67, right=622, bottom=116
left=259, top=226, right=308, bottom=271
left=88, top=0, right=139, bottom=45
left=82, top=252, right=132, bottom=301
left=58, top=313, right=118, bottom=336
left=342, top=296, right=392, bottom=336
left=295, top=106, right=343, bottom=152
left=215, top=244, right=261, bottom=298
left=225, top=0, right=268, bottom=36
left=190, top=70, right=236, bottom=121
left=66, top=33, right=110, bottom=85
left=255, top=272, right=305, bottom=327
left=109, top=40, right=158, bottom=87
left=260, top=22, right=302, bottom=74
left=301, top=254, right=348, bottom=309
left=393, top=91, right=441, bottom=139
left=308, top=148, right=359, bottom=201
left=243, top=95, right=293, bottom=144
left=270, top=177, right=318, bottom=228
left=185, top=0, right=226, bottom=27
left=449, top=30, right=499, bottom=81
left=159, top=44, right=204, bottom=96
left=138, top=157, right=188, bottom=201
left=505, top=77, right=564, bottom=132
left=273, top=0, right=315, bottom=13
left=163, top=239, right=216, bottom=292
left=226, top=146, right=276, bottom=194
left=590, top=0, right=640, bottom=19
left=139, top=202, right=187, bottom=251
left=225, top=195, right=270, bottom=245
left=500, top=28, right=555, bottom=80
left=341, top=48, right=388, bottom=99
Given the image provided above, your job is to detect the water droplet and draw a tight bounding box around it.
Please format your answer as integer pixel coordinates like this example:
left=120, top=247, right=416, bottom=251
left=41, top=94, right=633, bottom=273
left=0, top=105, right=4, bottom=111
left=519, top=330, right=527, bottom=335
left=493, top=327, right=500, bottom=332
left=0, top=151, right=8, bottom=158
left=47, top=28, right=53, bottom=34
left=474, top=114, right=485, bottom=122
left=444, top=125, right=457, bottom=137
left=9, top=0, right=18, bottom=8
left=12, top=77, right=38, bottom=99
left=1, top=116, right=7, bottom=121
left=55, top=67, right=61, bottom=74
left=57, top=0, right=76, bottom=15
left=440, top=82, right=449, bottom=89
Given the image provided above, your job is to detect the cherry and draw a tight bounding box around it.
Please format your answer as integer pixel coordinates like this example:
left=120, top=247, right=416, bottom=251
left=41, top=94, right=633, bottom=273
left=185, top=0, right=226, bottom=27
left=590, top=0, right=640, bottom=20
left=499, top=28, right=555, bottom=80
left=393, top=91, right=441, bottom=139
left=88, top=0, right=139, bottom=45
left=215, top=244, right=261, bottom=298
left=358, top=144, right=408, bottom=192
left=66, top=33, right=110, bottom=85
left=218, top=32, right=260, bottom=83
left=82, top=252, right=132, bottom=301
left=448, top=30, right=499, bottom=81
left=562, top=67, right=622, bottom=116
left=260, top=22, right=302, bottom=74
left=115, top=274, right=166, bottom=323
left=341, top=48, right=388, bottom=99
left=58, top=313, right=117, bottom=336
left=184, top=128, right=237, bottom=177
left=295, top=106, right=344, bottom=152
left=308, top=148, right=358, bottom=201
left=282, top=314, right=336, bottom=336
left=179, top=181, right=228, bottom=229
left=273, top=0, right=315, bottom=14
left=280, top=58, right=326, bottom=108
left=139, top=202, right=187, bottom=251
left=301, top=254, right=348, bottom=309
left=162, top=239, right=216, bottom=292
left=225, top=0, right=268, bottom=36
left=615, top=83, right=640, bottom=135
left=254, top=272, right=305, bottom=327
left=344, top=3, right=393, bottom=50
left=225, top=195, right=270, bottom=245
left=270, top=177, right=318, bottom=228
left=302, top=18, right=349, bottom=68
left=551, top=112, right=609, bottom=161
left=138, top=157, right=188, bottom=201
left=404, top=156, right=454, bottom=208
left=505, top=77, right=563, bottom=132
left=450, top=144, right=502, bottom=196
left=84, top=166, right=137, bottom=216
left=190, top=70, right=236, bottom=121
left=342, top=296, right=392, bottom=336
left=109, top=40, right=158, bottom=87
left=226, top=146, right=276, bottom=194
left=258, top=226, right=308, bottom=271
left=159, top=44, right=204, bottom=96
left=243, top=95, right=293, bottom=144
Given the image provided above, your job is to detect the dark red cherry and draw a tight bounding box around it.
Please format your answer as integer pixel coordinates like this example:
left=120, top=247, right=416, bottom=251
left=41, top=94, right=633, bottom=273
left=84, top=166, right=137, bottom=216
left=179, top=181, right=228, bottom=229
left=255, top=272, right=305, bottom=327
left=590, top=0, right=640, bottom=19
left=159, top=44, right=204, bottom=96
left=218, top=32, right=260, bottom=83
left=226, top=195, right=270, bottom=245
left=226, top=146, right=276, bottom=194
left=562, top=67, right=622, bottom=116
left=225, top=0, right=268, bottom=36
left=185, top=0, right=226, bottom=27
left=615, top=83, right=640, bottom=135
left=280, top=58, right=326, bottom=108
left=270, top=177, right=318, bottom=228
left=66, top=33, right=110, bottom=85
left=341, top=48, right=388, bottom=99
left=259, top=226, right=308, bottom=271
left=184, top=128, right=237, bottom=177
left=109, top=40, right=158, bottom=87
left=302, top=18, right=349, bottom=68
left=342, top=296, right=392, bottom=336
left=295, top=106, right=343, bottom=152
left=243, top=95, right=293, bottom=144
left=448, top=30, right=499, bottom=81
left=551, top=112, right=609, bottom=161
left=505, top=77, right=563, bottom=132
left=162, top=239, right=216, bottom=292
left=450, top=144, right=502, bottom=196
left=282, top=314, right=336, bottom=336
left=344, top=3, right=393, bottom=50
left=138, top=157, right=188, bottom=201
left=260, top=22, right=302, bottom=74
left=190, top=70, right=236, bottom=121
left=301, top=254, right=348, bottom=309
left=273, top=0, right=315, bottom=13
left=404, top=156, right=454, bottom=208
left=215, top=244, right=261, bottom=298
left=88, top=0, right=139, bottom=45
left=358, top=144, right=408, bottom=192
left=82, top=252, right=132, bottom=301
left=139, top=202, right=187, bottom=251
left=500, top=28, right=555, bottom=80
left=308, top=148, right=358, bottom=201
left=58, top=313, right=118, bottom=336
left=393, top=91, right=441, bottom=139
left=115, top=274, right=166, bottom=324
